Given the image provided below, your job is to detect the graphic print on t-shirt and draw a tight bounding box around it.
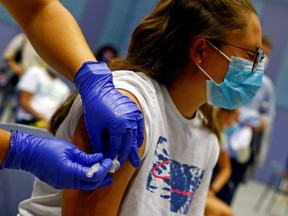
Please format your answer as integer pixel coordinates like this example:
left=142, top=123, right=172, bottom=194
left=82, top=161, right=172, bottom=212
left=146, top=136, right=205, bottom=215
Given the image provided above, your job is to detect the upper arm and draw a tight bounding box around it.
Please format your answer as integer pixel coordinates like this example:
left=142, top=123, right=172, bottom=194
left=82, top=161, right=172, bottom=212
left=1, top=0, right=54, bottom=27
left=62, top=90, right=146, bottom=216
left=211, top=150, right=231, bottom=191
left=218, top=150, right=231, bottom=173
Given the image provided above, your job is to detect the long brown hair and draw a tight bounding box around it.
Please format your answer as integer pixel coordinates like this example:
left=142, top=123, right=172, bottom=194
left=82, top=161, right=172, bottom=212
left=110, top=0, right=256, bottom=84
left=48, top=92, right=77, bottom=135
left=50, top=0, right=257, bottom=139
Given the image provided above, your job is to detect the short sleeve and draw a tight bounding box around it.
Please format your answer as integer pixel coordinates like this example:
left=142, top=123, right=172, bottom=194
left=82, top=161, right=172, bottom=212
left=112, top=71, right=157, bottom=159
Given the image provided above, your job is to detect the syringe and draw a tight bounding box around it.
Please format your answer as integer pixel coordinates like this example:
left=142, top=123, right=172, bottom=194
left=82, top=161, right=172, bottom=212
left=86, top=163, right=101, bottom=178
left=86, top=156, right=121, bottom=178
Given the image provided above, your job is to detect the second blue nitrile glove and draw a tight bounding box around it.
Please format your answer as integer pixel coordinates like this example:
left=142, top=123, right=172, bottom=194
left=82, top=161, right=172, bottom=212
left=74, top=62, right=144, bottom=168
left=3, top=130, right=113, bottom=190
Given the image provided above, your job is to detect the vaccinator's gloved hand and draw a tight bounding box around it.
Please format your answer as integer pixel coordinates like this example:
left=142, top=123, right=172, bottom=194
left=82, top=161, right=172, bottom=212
left=3, top=130, right=114, bottom=190
left=74, top=62, right=144, bottom=169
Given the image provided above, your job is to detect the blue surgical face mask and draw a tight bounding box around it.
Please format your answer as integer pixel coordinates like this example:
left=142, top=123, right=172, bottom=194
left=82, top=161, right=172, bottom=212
left=224, top=123, right=239, bottom=136
left=197, top=42, right=264, bottom=110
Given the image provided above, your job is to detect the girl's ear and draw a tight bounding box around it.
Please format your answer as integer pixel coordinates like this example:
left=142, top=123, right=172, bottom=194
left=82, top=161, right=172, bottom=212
left=189, top=37, right=208, bottom=65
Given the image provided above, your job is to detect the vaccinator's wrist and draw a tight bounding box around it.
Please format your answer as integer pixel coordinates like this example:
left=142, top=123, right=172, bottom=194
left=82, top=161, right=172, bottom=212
left=2, top=130, right=25, bottom=170
left=0, top=129, right=12, bottom=167
left=74, top=61, right=112, bottom=90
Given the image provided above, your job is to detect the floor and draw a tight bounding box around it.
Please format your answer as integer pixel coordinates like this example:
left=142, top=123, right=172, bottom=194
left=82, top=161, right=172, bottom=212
left=231, top=179, right=288, bottom=216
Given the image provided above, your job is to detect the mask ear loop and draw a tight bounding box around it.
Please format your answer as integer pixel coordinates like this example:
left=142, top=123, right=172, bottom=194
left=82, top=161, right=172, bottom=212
left=206, top=40, right=231, bottom=62
left=196, top=64, right=215, bottom=82
left=196, top=40, right=231, bottom=82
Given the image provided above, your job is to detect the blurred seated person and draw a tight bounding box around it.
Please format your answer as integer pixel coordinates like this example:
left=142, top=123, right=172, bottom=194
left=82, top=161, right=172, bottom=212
left=94, top=44, right=118, bottom=63
left=0, top=33, right=47, bottom=105
left=15, top=65, right=71, bottom=128
left=3, top=33, right=26, bottom=78
left=205, top=108, right=239, bottom=216
left=3, top=33, right=46, bottom=77
left=216, top=120, right=253, bottom=205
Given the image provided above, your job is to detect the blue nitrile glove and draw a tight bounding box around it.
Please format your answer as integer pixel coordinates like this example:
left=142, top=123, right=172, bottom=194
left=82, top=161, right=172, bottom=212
left=3, top=130, right=114, bottom=190
left=74, top=61, right=144, bottom=168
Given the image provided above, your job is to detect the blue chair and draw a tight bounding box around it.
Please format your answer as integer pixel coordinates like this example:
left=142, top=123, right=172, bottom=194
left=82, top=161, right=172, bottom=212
left=0, top=123, right=53, bottom=216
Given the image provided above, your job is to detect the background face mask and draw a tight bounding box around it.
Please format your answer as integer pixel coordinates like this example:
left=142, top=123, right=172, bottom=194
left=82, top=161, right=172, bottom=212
left=224, top=123, right=239, bottom=135
left=206, top=57, right=264, bottom=109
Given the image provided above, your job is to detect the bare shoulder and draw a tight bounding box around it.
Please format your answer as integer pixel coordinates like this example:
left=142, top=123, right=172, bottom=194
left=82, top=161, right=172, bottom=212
left=62, top=89, right=146, bottom=216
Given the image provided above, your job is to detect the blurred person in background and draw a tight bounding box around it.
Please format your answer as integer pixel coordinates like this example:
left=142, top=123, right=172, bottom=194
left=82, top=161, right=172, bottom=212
left=205, top=108, right=239, bottom=216
left=15, top=64, right=70, bottom=128
left=0, top=33, right=46, bottom=122
left=216, top=116, right=254, bottom=205
left=3, top=33, right=46, bottom=75
left=1, top=33, right=26, bottom=88
left=94, top=45, right=119, bottom=63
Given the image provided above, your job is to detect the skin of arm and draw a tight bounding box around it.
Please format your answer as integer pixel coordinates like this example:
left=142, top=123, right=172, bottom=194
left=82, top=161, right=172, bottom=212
left=1, top=0, right=96, bottom=81
left=210, top=150, right=231, bottom=194
left=205, top=150, right=233, bottom=216
left=0, top=130, right=12, bottom=165
left=19, top=91, right=46, bottom=120
left=62, top=90, right=146, bottom=216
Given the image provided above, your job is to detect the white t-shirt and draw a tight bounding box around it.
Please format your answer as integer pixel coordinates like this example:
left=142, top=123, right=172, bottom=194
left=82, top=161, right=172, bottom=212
left=16, top=66, right=70, bottom=121
left=18, top=71, right=219, bottom=216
